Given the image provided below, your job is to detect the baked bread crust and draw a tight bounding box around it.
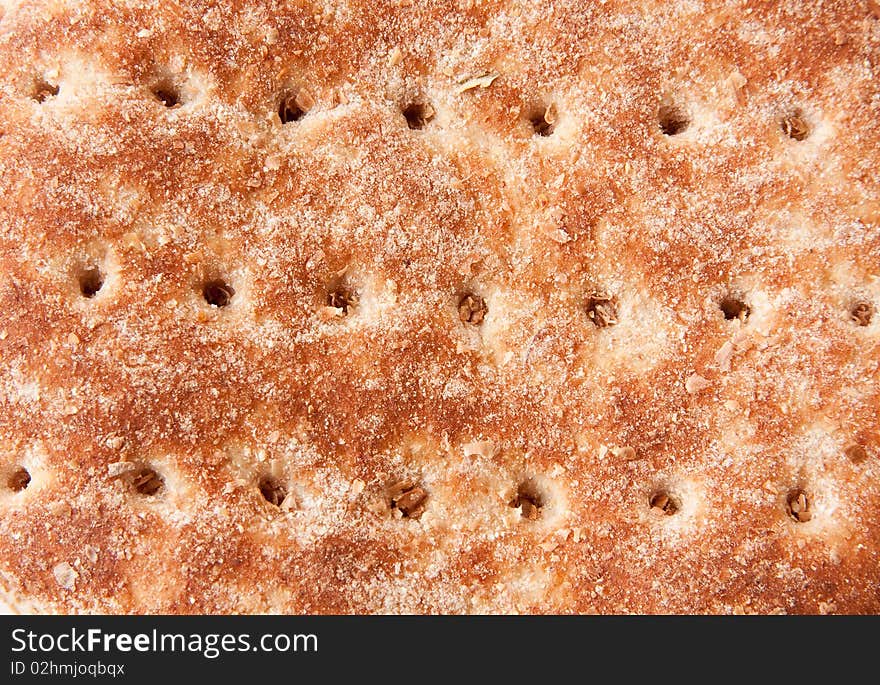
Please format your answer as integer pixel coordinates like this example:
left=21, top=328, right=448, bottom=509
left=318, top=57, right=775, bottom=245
left=0, top=0, right=878, bottom=614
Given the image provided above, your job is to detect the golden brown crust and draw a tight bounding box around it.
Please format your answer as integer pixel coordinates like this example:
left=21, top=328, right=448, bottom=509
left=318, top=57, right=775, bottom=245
left=0, top=0, right=878, bottom=614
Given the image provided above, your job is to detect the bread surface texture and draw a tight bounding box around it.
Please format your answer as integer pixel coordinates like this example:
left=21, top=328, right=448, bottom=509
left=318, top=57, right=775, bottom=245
left=0, top=0, right=879, bottom=614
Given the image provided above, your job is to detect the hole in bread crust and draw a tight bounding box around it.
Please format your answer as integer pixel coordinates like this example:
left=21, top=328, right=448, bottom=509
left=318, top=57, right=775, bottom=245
left=786, top=489, right=812, bottom=522
left=527, top=102, right=557, bottom=137
left=402, top=102, right=435, bottom=130
left=151, top=81, right=181, bottom=108
left=510, top=479, right=544, bottom=520
left=7, top=467, right=31, bottom=492
left=850, top=300, right=874, bottom=327
left=649, top=490, right=679, bottom=516
left=131, top=467, right=163, bottom=496
left=32, top=78, right=59, bottom=103
left=326, top=281, right=359, bottom=315
left=78, top=267, right=104, bottom=298
left=658, top=98, right=690, bottom=136
left=278, top=92, right=308, bottom=124
left=781, top=111, right=809, bottom=141
left=202, top=279, right=235, bottom=308
left=388, top=480, right=428, bottom=519
left=258, top=476, right=288, bottom=507
left=720, top=294, right=750, bottom=321
left=458, top=292, right=487, bottom=325
left=585, top=290, right=618, bottom=328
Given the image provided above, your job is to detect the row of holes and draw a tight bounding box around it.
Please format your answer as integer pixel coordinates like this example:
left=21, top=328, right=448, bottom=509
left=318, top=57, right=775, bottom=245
left=648, top=487, right=815, bottom=523
left=75, top=267, right=878, bottom=328
left=656, top=102, right=811, bottom=140
left=29, top=75, right=553, bottom=135
left=29, top=75, right=813, bottom=141
left=2, top=464, right=837, bottom=525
